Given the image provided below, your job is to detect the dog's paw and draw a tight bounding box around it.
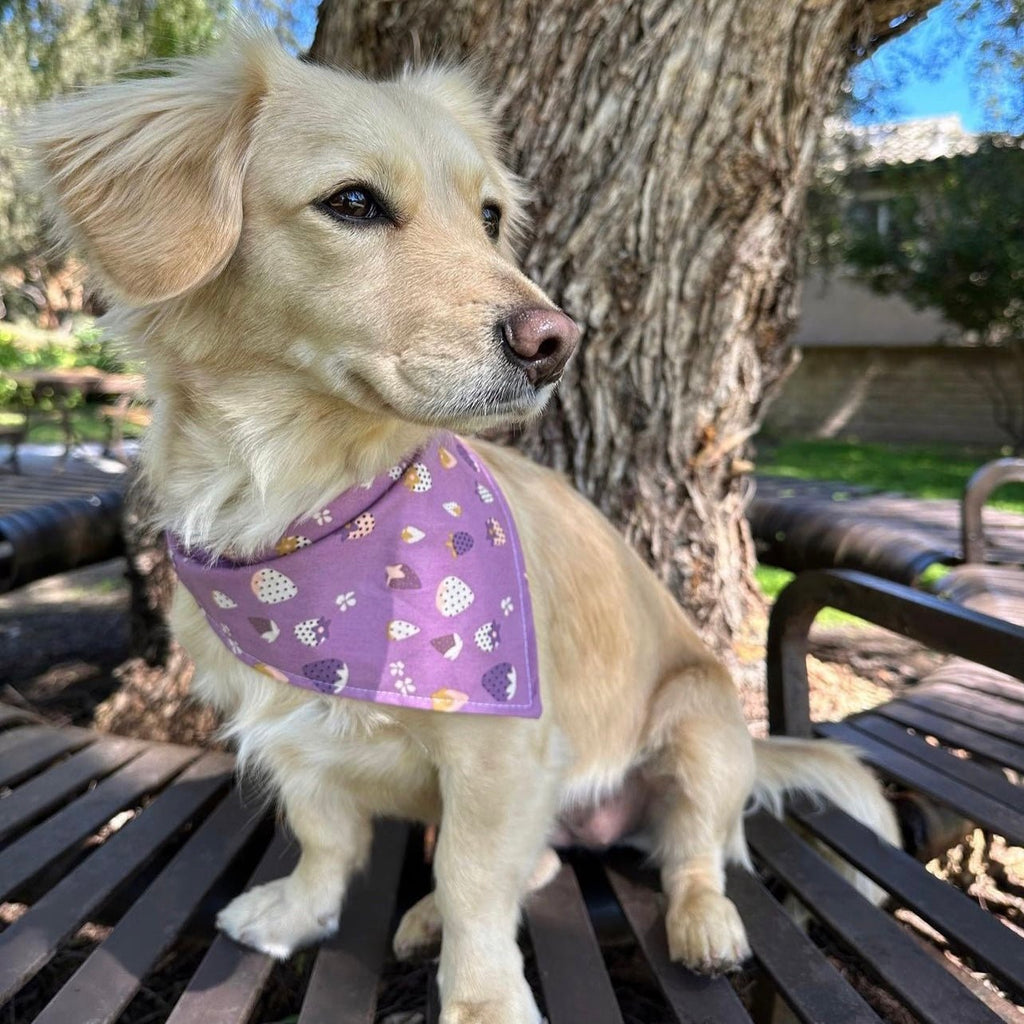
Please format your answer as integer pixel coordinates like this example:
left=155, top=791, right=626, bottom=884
left=439, top=976, right=543, bottom=1024
left=217, top=878, right=339, bottom=959
left=665, top=891, right=750, bottom=975
left=394, top=892, right=443, bottom=961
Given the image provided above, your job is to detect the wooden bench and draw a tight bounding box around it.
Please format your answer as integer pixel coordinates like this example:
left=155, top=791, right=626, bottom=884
left=3, top=572, right=1024, bottom=1022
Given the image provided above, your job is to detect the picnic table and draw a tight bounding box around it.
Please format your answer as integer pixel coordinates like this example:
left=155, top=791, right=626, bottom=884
left=2, top=568, right=1024, bottom=1022
left=7, top=369, right=145, bottom=461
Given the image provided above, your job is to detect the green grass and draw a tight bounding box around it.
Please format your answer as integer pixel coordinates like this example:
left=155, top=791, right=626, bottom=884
left=759, top=439, right=1024, bottom=513
left=754, top=564, right=867, bottom=627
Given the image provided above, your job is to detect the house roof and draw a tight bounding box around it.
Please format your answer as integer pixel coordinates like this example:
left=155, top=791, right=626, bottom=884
left=820, top=115, right=981, bottom=173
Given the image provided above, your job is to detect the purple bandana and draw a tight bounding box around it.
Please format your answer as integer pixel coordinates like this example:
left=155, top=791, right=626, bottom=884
left=168, top=434, right=540, bottom=717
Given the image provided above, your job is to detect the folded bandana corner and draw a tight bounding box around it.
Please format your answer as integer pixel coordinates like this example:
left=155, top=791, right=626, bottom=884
left=168, top=434, right=541, bottom=718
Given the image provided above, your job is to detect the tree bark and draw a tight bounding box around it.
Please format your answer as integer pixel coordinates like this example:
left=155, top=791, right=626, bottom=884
left=310, top=0, right=923, bottom=647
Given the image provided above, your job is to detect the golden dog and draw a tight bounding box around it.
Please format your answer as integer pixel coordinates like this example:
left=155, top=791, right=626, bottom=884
left=30, top=32, right=898, bottom=1024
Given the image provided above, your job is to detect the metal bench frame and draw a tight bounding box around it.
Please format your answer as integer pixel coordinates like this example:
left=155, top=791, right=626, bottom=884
left=3, top=570, right=1024, bottom=1022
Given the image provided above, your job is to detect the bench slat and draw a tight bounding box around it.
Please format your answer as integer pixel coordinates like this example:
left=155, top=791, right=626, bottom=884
left=31, top=781, right=269, bottom=1024
left=819, top=722, right=1024, bottom=846
left=788, top=799, right=1024, bottom=995
left=165, top=830, right=297, bottom=1024
left=849, top=716, right=1024, bottom=814
left=0, top=735, right=143, bottom=843
left=0, top=752, right=233, bottom=1003
left=0, top=742, right=199, bottom=900
left=604, top=864, right=751, bottom=1024
left=934, top=671, right=1024, bottom=707
left=726, top=866, right=882, bottom=1024
left=0, top=725, right=93, bottom=788
left=297, top=819, right=408, bottom=1024
left=911, top=684, right=1024, bottom=738
left=901, top=691, right=1024, bottom=747
left=746, top=812, right=1004, bottom=1024
left=875, top=701, right=1024, bottom=774
left=0, top=706, right=39, bottom=730
left=524, top=862, right=624, bottom=1024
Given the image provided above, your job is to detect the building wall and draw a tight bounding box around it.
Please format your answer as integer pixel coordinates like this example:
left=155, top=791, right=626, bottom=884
left=794, top=273, right=960, bottom=347
left=763, top=345, right=1022, bottom=446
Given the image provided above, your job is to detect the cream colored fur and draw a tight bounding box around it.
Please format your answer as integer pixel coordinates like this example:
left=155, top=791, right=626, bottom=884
left=29, top=30, right=899, bottom=1024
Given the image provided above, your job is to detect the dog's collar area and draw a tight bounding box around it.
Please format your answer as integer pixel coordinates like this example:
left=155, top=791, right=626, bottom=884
left=169, top=432, right=541, bottom=718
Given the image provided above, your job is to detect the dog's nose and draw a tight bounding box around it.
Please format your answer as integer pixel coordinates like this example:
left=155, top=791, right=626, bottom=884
left=500, top=308, right=580, bottom=387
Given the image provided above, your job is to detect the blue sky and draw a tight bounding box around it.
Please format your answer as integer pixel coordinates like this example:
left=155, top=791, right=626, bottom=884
left=852, top=3, right=992, bottom=130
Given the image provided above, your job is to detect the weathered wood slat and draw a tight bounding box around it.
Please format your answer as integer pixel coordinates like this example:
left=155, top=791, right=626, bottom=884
left=164, top=830, right=298, bottom=1024
left=848, top=716, right=1024, bottom=815
left=788, top=799, right=1024, bottom=996
left=901, top=691, right=1024, bottom=747
left=817, top=722, right=1024, bottom=846
left=31, top=781, right=269, bottom=1024
left=0, top=742, right=199, bottom=900
left=0, top=735, right=142, bottom=843
left=927, top=670, right=1024, bottom=707
left=524, top=863, right=625, bottom=1024
left=726, top=866, right=882, bottom=1024
left=604, top=864, right=751, bottom=1024
left=875, top=701, right=1024, bottom=774
left=913, top=684, right=1024, bottom=731
left=0, top=725, right=93, bottom=788
left=746, top=812, right=1004, bottom=1024
left=0, top=752, right=233, bottom=1003
left=0, top=706, right=38, bottom=730
left=297, top=819, right=409, bottom=1024
left=292, top=819, right=407, bottom=1024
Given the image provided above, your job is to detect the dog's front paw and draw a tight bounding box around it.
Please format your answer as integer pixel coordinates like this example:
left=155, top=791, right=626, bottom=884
left=217, top=878, right=339, bottom=959
left=666, top=891, right=750, bottom=975
left=394, top=892, right=443, bottom=961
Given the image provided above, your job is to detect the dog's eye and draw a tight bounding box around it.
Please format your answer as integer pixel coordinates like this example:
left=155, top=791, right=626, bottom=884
left=320, top=186, right=384, bottom=223
left=482, top=204, right=501, bottom=240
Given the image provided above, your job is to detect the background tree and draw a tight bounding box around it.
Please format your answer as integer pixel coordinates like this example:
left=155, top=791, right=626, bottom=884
left=309, top=0, right=943, bottom=646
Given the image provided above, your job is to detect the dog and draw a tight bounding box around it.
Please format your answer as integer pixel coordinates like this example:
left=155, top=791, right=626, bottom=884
left=29, top=31, right=899, bottom=1024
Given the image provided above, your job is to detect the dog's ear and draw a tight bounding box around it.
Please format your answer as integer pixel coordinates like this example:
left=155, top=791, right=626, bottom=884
left=27, top=36, right=274, bottom=306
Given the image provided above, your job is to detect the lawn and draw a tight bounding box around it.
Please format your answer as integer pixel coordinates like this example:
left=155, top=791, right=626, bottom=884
left=758, top=438, right=1024, bottom=513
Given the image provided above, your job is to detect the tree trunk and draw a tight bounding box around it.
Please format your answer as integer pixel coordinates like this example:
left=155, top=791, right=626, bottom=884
left=310, top=0, right=917, bottom=648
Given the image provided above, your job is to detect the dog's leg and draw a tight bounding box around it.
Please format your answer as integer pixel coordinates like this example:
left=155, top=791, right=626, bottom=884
left=217, top=772, right=371, bottom=959
left=651, top=666, right=756, bottom=975
left=433, top=727, right=558, bottom=1024
left=394, top=845, right=561, bottom=961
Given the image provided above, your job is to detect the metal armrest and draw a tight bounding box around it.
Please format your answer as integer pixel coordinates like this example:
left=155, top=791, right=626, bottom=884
left=962, top=457, right=1024, bottom=564
left=766, top=568, right=1024, bottom=737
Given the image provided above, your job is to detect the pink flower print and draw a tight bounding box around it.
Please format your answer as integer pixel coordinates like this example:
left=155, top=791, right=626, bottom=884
left=312, top=508, right=333, bottom=526
left=389, top=660, right=406, bottom=678
left=501, top=596, right=514, bottom=617
left=335, top=591, right=357, bottom=611
left=394, top=676, right=416, bottom=697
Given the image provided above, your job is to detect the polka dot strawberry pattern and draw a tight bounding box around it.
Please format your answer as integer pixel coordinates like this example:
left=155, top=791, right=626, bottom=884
left=168, top=434, right=540, bottom=717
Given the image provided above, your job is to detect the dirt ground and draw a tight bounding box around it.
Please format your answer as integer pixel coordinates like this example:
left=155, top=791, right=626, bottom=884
left=2, top=560, right=1022, bottom=1024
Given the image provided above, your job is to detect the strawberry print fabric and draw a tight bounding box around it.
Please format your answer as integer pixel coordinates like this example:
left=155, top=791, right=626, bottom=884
left=169, top=434, right=540, bottom=717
